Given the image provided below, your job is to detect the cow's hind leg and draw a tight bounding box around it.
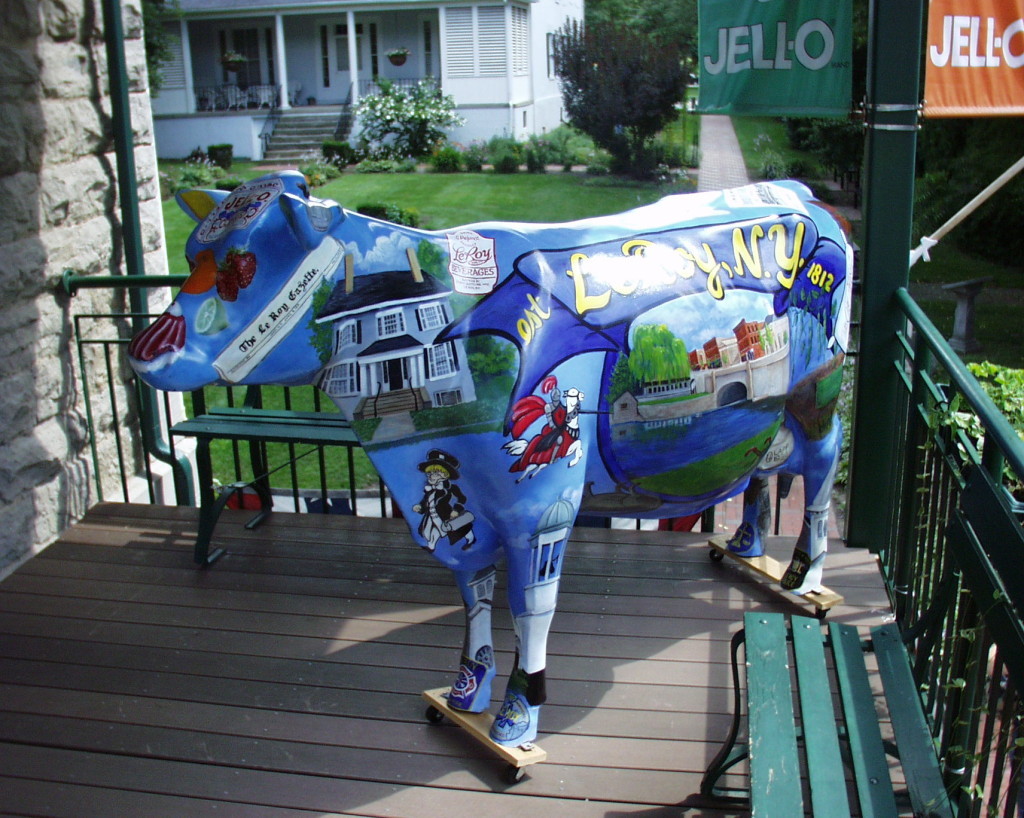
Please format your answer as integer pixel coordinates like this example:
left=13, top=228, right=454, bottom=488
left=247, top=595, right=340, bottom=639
left=781, top=418, right=841, bottom=595
left=725, top=476, right=772, bottom=558
left=446, top=566, right=498, bottom=713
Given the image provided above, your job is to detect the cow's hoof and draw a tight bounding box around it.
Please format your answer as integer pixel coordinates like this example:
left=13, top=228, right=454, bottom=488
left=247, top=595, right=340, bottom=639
left=490, top=690, right=539, bottom=747
left=446, top=654, right=495, bottom=713
left=725, top=522, right=765, bottom=558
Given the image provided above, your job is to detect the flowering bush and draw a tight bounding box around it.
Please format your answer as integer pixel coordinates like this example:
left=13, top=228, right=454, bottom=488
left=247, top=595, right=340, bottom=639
left=355, top=79, right=464, bottom=159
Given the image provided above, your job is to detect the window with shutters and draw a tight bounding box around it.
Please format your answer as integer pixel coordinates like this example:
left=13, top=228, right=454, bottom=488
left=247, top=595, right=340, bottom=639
left=426, top=343, right=457, bottom=379
left=161, top=22, right=185, bottom=88
left=417, top=303, right=447, bottom=331
left=511, top=6, right=528, bottom=75
left=444, top=5, right=529, bottom=78
left=477, top=7, right=506, bottom=76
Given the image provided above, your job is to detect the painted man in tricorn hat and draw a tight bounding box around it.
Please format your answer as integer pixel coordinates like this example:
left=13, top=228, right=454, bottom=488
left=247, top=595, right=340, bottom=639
left=412, top=449, right=476, bottom=551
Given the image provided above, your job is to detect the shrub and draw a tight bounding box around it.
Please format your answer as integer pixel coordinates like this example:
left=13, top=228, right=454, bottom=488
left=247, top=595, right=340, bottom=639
left=356, top=202, right=420, bottom=227
left=355, top=78, right=464, bottom=158
left=431, top=144, right=463, bottom=173
left=298, top=154, right=341, bottom=188
left=355, top=157, right=417, bottom=174
left=492, top=151, right=521, bottom=174
left=207, top=143, right=233, bottom=170
left=216, top=176, right=245, bottom=191
left=322, top=140, right=356, bottom=167
left=463, top=142, right=487, bottom=172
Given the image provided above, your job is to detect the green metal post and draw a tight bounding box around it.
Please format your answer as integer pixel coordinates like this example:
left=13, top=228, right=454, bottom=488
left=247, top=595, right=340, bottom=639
left=101, top=0, right=194, bottom=504
left=846, top=0, right=925, bottom=551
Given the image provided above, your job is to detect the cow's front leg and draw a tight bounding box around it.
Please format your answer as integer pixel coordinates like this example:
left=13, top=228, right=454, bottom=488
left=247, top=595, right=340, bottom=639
left=781, top=421, right=841, bottom=595
left=489, top=539, right=565, bottom=747
left=725, top=476, right=771, bottom=557
left=446, top=566, right=497, bottom=713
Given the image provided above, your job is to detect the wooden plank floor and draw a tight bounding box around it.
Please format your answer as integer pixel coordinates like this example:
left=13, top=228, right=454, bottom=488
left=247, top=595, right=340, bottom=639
left=0, top=503, right=893, bottom=817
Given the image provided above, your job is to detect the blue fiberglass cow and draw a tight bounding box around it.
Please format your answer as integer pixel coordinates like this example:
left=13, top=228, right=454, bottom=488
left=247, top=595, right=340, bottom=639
left=129, top=171, right=852, bottom=748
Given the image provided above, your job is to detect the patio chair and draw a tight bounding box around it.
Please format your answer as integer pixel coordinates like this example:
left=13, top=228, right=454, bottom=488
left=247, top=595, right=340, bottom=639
left=288, top=81, right=302, bottom=106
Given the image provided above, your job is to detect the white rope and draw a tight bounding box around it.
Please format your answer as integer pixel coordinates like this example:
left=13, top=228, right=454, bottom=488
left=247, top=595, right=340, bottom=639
left=909, top=154, right=1024, bottom=267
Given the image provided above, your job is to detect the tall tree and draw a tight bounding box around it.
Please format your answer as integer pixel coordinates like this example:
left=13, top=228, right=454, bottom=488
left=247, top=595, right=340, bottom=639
left=553, top=19, right=686, bottom=178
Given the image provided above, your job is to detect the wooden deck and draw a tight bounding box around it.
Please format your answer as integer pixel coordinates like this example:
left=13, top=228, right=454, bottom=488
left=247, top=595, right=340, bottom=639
left=0, top=503, right=893, bottom=817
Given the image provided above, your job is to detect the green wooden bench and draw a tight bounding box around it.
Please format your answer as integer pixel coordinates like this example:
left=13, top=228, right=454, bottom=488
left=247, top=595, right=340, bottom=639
left=170, top=387, right=371, bottom=565
left=701, top=611, right=954, bottom=817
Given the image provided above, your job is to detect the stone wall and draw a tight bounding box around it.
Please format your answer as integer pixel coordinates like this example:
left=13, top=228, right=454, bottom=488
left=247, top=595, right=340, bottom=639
left=0, top=0, right=168, bottom=576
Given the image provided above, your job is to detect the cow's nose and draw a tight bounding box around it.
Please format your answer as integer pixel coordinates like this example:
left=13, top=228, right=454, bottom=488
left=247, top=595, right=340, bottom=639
left=128, top=303, right=186, bottom=364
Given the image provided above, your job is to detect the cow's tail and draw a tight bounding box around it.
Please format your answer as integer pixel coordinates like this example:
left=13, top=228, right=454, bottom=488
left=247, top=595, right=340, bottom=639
left=784, top=353, right=845, bottom=441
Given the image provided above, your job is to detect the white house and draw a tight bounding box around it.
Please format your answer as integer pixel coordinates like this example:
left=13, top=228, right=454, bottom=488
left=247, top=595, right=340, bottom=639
left=151, top=0, right=583, bottom=160
left=315, top=268, right=477, bottom=421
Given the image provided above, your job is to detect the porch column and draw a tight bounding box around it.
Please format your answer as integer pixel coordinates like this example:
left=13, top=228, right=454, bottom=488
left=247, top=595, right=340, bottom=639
left=347, top=10, right=360, bottom=107
left=845, top=0, right=925, bottom=550
left=180, top=19, right=195, bottom=114
left=275, top=14, right=290, bottom=109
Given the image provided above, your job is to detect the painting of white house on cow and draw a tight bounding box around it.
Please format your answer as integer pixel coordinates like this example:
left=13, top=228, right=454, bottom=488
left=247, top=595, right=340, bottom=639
left=315, top=259, right=476, bottom=421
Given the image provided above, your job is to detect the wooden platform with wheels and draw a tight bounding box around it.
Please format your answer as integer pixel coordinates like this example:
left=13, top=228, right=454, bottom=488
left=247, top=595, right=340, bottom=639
left=708, top=536, right=844, bottom=618
left=422, top=687, right=547, bottom=783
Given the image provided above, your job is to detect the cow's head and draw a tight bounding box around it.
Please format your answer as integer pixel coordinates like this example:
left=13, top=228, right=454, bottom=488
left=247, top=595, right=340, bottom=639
left=129, top=171, right=346, bottom=391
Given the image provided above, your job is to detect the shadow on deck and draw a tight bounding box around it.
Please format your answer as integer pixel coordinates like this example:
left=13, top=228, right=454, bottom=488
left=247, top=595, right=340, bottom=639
left=0, top=503, right=891, bottom=816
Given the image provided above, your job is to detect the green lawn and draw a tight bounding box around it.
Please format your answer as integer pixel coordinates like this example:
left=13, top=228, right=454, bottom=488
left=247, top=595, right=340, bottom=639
left=162, top=169, right=691, bottom=272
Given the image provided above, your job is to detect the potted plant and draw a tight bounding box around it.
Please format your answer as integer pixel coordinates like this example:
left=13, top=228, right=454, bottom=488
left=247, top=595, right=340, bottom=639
left=387, top=47, right=410, bottom=66
left=220, top=50, right=247, bottom=72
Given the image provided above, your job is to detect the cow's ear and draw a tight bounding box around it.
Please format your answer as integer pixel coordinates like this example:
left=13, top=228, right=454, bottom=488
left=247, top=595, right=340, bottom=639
left=279, top=192, right=345, bottom=249
left=176, top=189, right=229, bottom=223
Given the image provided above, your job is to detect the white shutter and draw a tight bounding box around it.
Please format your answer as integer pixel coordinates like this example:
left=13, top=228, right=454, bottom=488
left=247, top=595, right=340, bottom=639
left=160, top=21, right=186, bottom=88
left=511, top=6, right=528, bottom=76
left=477, top=6, right=506, bottom=76
left=445, top=7, right=474, bottom=77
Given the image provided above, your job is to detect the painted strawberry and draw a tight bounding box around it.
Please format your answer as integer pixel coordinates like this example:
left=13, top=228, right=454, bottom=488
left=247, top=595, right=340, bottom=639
left=216, top=266, right=240, bottom=301
left=225, top=248, right=257, bottom=289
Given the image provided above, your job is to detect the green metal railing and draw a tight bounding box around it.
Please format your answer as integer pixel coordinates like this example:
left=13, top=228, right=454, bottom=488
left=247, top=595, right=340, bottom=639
left=70, top=280, right=387, bottom=517
left=877, top=287, right=1024, bottom=816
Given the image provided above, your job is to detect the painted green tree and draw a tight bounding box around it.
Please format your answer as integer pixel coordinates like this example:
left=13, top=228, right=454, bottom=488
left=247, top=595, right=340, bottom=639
left=307, top=281, right=334, bottom=364
left=627, top=324, right=691, bottom=385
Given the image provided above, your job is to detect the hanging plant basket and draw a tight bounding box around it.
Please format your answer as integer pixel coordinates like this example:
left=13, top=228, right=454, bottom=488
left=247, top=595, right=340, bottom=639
left=387, top=49, right=409, bottom=66
left=221, top=52, right=247, bottom=72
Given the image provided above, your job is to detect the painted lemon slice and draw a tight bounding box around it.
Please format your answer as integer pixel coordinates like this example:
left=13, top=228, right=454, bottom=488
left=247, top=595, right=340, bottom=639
left=195, top=297, right=228, bottom=335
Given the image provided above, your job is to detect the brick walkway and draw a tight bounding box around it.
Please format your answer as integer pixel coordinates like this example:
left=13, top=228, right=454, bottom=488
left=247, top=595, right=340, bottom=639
left=697, top=115, right=750, bottom=191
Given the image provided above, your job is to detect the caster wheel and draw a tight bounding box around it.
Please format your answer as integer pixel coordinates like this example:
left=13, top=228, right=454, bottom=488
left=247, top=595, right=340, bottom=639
left=815, top=608, right=828, bottom=621
left=505, top=764, right=527, bottom=785
left=709, top=548, right=724, bottom=562
left=425, top=705, right=445, bottom=724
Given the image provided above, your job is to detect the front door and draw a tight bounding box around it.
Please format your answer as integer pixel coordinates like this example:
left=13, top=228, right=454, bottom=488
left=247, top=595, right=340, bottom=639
left=383, top=358, right=406, bottom=392
left=316, top=19, right=378, bottom=104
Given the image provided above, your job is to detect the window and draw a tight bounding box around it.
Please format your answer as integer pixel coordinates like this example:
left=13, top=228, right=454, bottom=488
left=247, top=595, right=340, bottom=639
left=334, top=320, right=360, bottom=352
left=416, top=303, right=447, bottom=331
left=377, top=309, right=405, bottom=338
left=478, top=7, right=506, bottom=76
left=335, top=24, right=364, bottom=72
left=434, top=389, right=463, bottom=407
left=444, top=5, right=527, bottom=78
left=547, top=32, right=557, bottom=79
left=423, top=19, right=435, bottom=77
left=324, top=362, right=359, bottom=395
left=511, top=5, right=528, bottom=75
left=426, top=342, right=457, bottom=379
left=320, top=25, right=330, bottom=86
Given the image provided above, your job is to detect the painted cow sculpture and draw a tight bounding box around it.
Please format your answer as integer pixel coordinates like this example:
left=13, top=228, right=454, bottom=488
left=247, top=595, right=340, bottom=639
left=129, top=171, right=852, bottom=748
